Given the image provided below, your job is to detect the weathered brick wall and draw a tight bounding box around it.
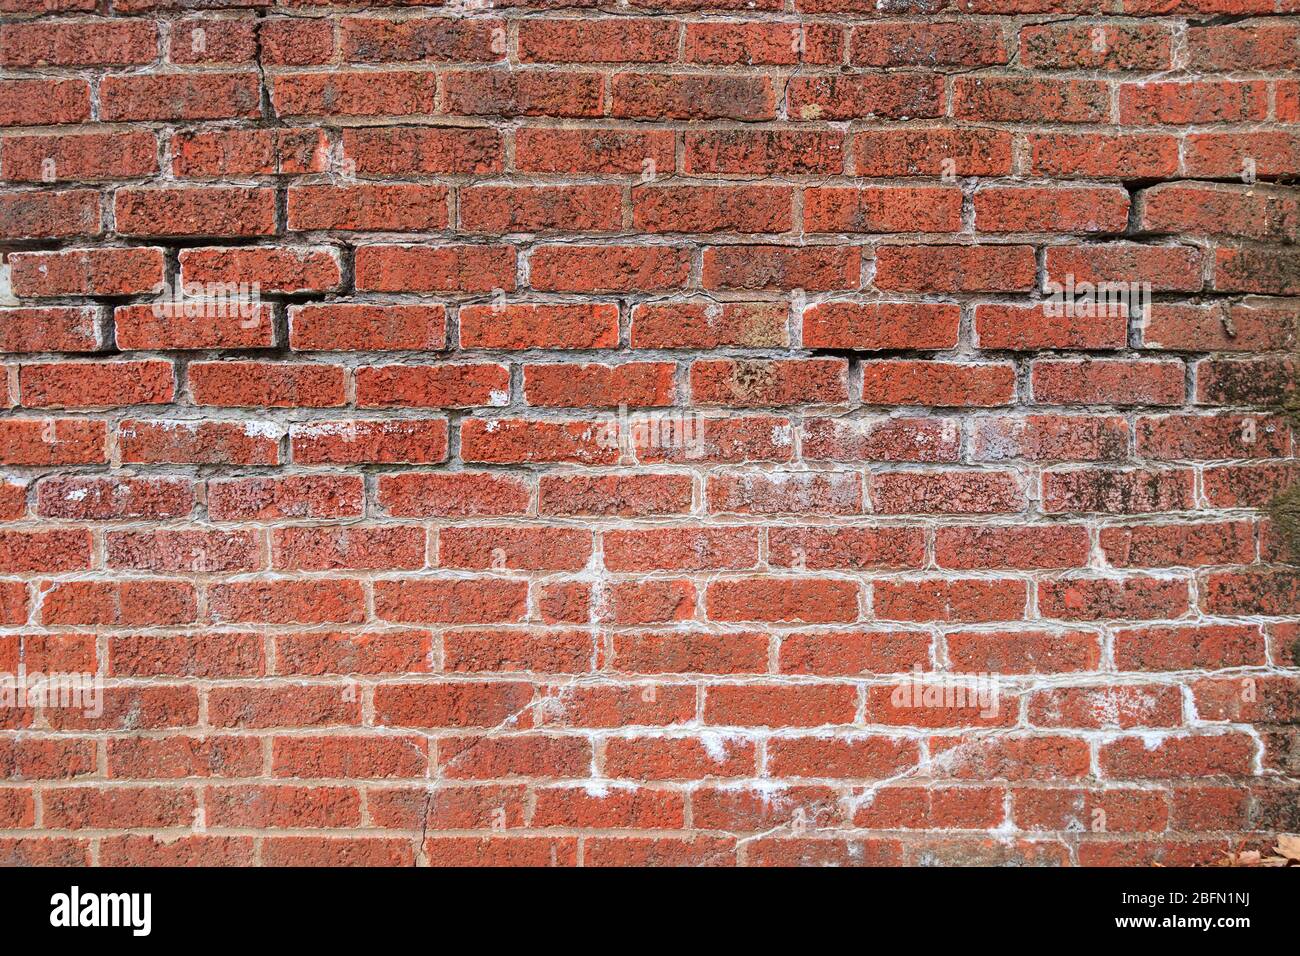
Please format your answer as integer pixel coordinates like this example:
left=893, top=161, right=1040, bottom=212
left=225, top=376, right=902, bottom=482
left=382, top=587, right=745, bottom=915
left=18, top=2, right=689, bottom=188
left=1, top=0, right=1298, bottom=867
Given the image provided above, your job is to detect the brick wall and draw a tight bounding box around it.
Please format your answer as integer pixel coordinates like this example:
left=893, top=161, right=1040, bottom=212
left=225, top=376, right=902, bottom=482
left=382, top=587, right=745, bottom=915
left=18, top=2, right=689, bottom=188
left=1, top=0, right=1298, bottom=867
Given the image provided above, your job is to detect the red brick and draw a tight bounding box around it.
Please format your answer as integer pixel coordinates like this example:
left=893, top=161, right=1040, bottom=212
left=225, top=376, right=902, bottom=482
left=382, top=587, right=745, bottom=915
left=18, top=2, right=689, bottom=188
left=109, top=634, right=265, bottom=679
left=1042, top=467, right=1194, bottom=514
left=708, top=470, right=862, bottom=515
left=461, top=417, right=618, bottom=466
left=1, top=18, right=157, bottom=66
left=1187, top=20, right=1300, bottom=70
left=1045, top=244, right=1203, bottom=293
left=850, top=21, right=1006, bottom=66
left=340, top=15, right=503, bottom=63
left=706, top=577, right=859, bottom=624
left=531, top=245, right=690, bottom=293
left=374, top=682, right=534, bottom=728
left=1214, top=247, right=1300, bottom=296
left=1013, top=788, right=1168, bottom=833
left=423, top=837, right=575, bottom=867
left=0, top=78, right=90, bottom=126
left=107, top=529, right=260, bottom=572
left=870, top=471, right=1025, bottom=515
left=168, top=17, right=255, bottom=64
left=1032, top=360, right=1185, bottom=406
left=688, top=21, right=840, bottom=65
left=953, top=77, right=1108, bottom=123
left=10, top=247, right=163, bottom=297
left=189, top=361, right=345, bottom=408
left=975, top=305, right=1128, bottom=352
left=342, top=126, right=501, bottom=175
left=287, top=183, right=447, bottom=232
left=1099, top=735, right=1255, bottom=779
left=614, top=73, right=775, bottom=120
left=948, top=630, right=1100, bottom=674
left=0, top=307, right=99, bottom=353
left=804, top=303, right=960, bottom=351
left=638, top=415, right=795, bottom=464
left=1038, top=576, right=1190, bottom=621
left=1141, top=302, right=1297, bottom=353
left=1027, top=132, right=1180, bottom=179
left=172, top=127, right=327, bottom=177
left=788, top=74, right=942, bottom=121
left=875, top=579, right=1028, bottom=624
left=687, top=129, right=846, bottom=175
left=703, top=244, right=859, bottom=291
left=690, top=358, right=848, bottom=406
left=805, top=186, right=961, bottom=234
left=802, top=417, right=960, bottom=465
left=290, top=304, right=445, bottom=351
left=273, top=71, right=437, bottom=118
left=273, top=526, right=425, bottom=572
left=20, top=360, right=173, bottom=408
left=463, top=185, right=620, bottom=233
left=356, top=363, right=509, bottom=409
left=378, top=472, right=528, bottom=518
left=260, top=16, right=335, bottom=66
left=705, top=684, right=857, bottom=727
left=1120, top=80, right=1268, bottom=125
left=1184, top=131, right=1300, bottom=178
left=861, top=361, right=1014, bottom=407
left=1139, top=182, right=1299, bottom=242
left=276, top=630, right=430, bottom=677
left=1202, top=569, right=1300, bottom=617
left=115, top=303, right=274, bottom=351
left=0, top=419, right=105, bottom=466
left=517, top=127, right=673, bottom=174
left=1115, top=624, right=1266, bottom=671
left=208, top=475, right=363, bottom=522
left=439, top=526, right=591, bottom=572
left=973, top=415, right=1129, bottom=463
left=374, top=579, right=528, bottom=626
left=875, top=245, right=1036, bottom=292
left=444, top=628, right=594, bottom=674
left=632, top=302, right=789, bottom=349
left=355, top=244, right=516, bottom=293
left=521, top=18, right=677, bottom=63
left=272, top=736, right=427, bottom=780
left=769, top=527, right=925, bottom=571
left=180, top=246, right=341, bottom=293
left=101, top=73, right=261, bottom=121
left=974, top=186, right=1130, bottom=233
left=115, top=186, right=276, bottom=237
left=0, top=189, right=100, bottom=239
left=0, top=131, right=157, bottom=182
left=634, top=185, right=793, bottom=234
left=119, top=419, right=280, bottom=466
left=935, top=525, right=1091, bottom=570
left=523, top=362, right=675, bottom=408
left=1137, top=413, right=1289, bottom=461
left=209, top=580, right=366, bottom=626
left=1020, top=22, right=1172, bottom=70
left=930, top=736, right=1090, bottom=780
left=290, top=419, right=448, bottom=465
left=855, top=127, right=1012, bottom=177
left=445, top=70, right=603, bottom=118
left=603, top=527, right=760, bottom=573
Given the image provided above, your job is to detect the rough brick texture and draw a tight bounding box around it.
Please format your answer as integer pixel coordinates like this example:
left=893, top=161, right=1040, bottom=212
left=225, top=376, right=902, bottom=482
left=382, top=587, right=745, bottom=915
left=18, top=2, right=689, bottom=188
left=1, top=0, right=1298, bottom=869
